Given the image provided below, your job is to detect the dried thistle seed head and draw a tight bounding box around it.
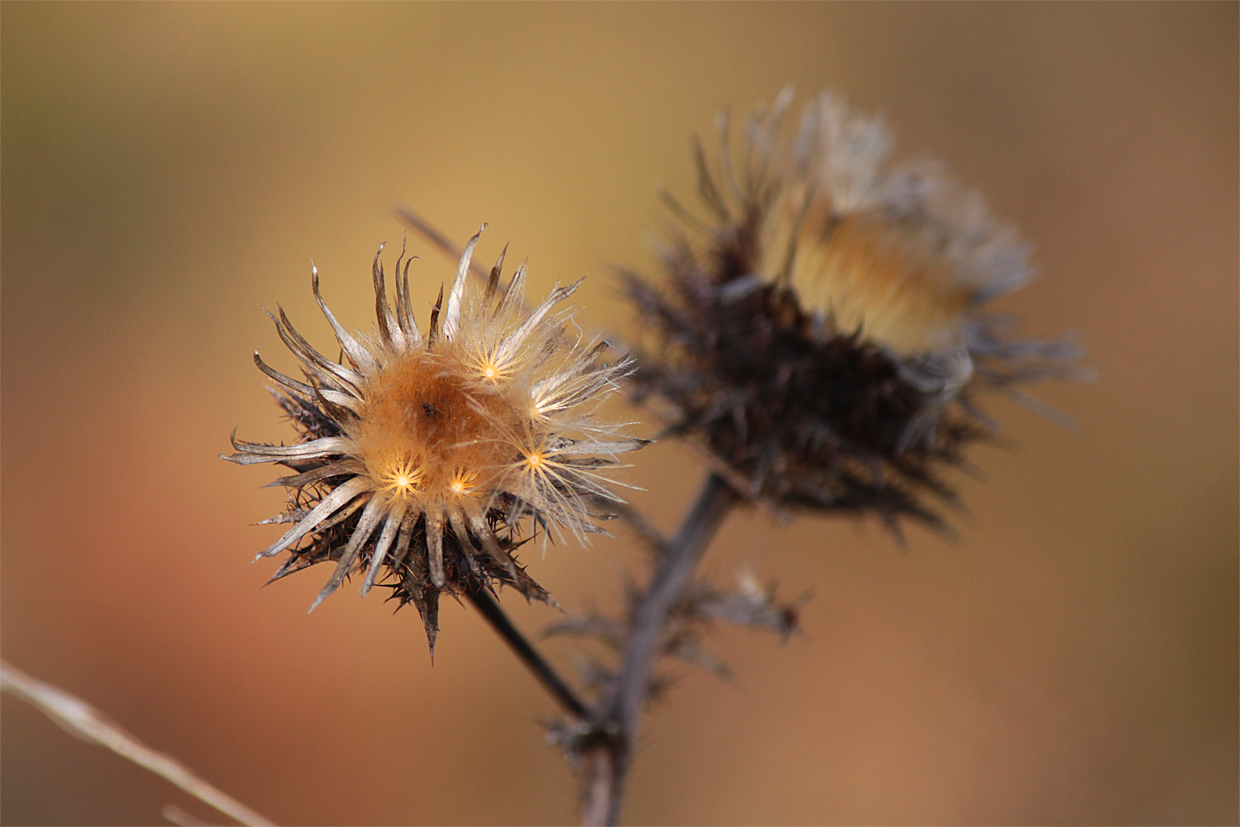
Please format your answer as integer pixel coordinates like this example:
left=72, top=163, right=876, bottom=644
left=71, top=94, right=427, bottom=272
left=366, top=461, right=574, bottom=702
left=224, top=227, right=643, bottom=652
left=626, top=90, right=1086, bottom=531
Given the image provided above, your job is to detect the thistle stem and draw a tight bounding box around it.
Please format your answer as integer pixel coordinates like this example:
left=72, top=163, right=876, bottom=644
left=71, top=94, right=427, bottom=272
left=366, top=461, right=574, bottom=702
left=580, top=473, right=738, bottom=826
left=464, top=586, right=588, bottom=719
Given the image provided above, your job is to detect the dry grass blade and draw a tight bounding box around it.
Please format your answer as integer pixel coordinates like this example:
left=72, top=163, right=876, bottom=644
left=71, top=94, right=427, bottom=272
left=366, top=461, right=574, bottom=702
left=1, top=660, right=275, bottom=827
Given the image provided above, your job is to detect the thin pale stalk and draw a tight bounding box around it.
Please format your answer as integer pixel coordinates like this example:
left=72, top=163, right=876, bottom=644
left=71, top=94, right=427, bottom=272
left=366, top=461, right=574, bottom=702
left=1, top=660, right=275, bottom=827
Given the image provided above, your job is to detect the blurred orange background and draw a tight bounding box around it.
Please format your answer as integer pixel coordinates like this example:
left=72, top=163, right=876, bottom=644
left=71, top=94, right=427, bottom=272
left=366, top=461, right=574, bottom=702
left=2, top=4, right=1236, bottom=825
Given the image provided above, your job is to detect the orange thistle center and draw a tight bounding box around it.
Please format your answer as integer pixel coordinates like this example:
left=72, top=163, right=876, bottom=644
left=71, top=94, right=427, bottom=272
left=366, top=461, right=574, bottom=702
left=351, top=352, right=524, bottom=500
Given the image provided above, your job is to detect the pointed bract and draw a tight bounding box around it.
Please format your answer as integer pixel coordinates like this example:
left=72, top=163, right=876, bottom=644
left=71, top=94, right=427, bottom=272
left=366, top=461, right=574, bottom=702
left=226, top=228, right=642, bottom=650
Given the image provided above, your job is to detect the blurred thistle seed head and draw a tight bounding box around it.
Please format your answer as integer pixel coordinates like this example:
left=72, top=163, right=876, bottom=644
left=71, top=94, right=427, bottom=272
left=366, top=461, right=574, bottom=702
left=625, top=90, right=1088, bottom=531
left=224, top=227, right=643, bottom=653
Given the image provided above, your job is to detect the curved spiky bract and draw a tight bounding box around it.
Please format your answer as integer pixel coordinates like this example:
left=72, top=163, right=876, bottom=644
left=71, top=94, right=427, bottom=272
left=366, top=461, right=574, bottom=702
left=627, top=91, right=1086, bottom=530
left=225, top=229, right=642, bottom=652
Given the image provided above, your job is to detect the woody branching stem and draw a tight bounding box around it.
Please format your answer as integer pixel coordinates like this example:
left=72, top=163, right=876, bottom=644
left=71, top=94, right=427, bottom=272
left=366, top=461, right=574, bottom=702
left=464, top=476, right=737, bottom=826
left=394, top=211, right=742, bottom=825
left=580, top=473, right=738, bottom=826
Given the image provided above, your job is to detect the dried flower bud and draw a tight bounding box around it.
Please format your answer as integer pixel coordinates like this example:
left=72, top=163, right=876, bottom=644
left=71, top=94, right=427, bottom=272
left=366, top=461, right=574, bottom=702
left=626, top=90, right=1085, bottom=530
left=225, top=227, right=643, bottom=652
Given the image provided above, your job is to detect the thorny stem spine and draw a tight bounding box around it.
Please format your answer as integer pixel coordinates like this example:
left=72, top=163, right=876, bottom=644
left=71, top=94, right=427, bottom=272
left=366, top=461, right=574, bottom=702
left=464, top=586, right=588, bottom=719
left=581, top=473, right=738, bottom=827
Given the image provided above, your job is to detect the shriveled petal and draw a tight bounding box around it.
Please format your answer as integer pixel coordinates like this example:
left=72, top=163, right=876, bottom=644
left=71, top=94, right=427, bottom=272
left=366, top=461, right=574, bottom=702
left=223, top=432, right=348, bottom=464
left=311, top=263, right=377, bottom=373
left=426, top=510, right=446, bottom=588
left=447, top=510, right=477, bottom=554
left=493, top=278, right=583, bottom=367
left=532, top=353, right=632, bottom=419
left=255, top=477, right=370, bottom=561
left=316, top=387, right=362, bottom=413
left=268, top=307, right=363, bottom=392
left=253, top=350, right=314, bottom=396
left=387, top=511, right=418, bottom=572
left=555, top=438, right=649, bottom=458
left=265, top=458, right=365, bottom=489
left=481, top=244, right=508, bottom=310
left=308, top=493, right=387, bottom=613
left=393, top=254, right=421, bottom=345
left=493, top=261, right=528, bottom=321
left=371, top=243, right=407, bottom=350
left=443, top=224, right=485, bottom=340
left=427, top=285, right=444, bottom=340
left=360, top=500, right=408, bottom=596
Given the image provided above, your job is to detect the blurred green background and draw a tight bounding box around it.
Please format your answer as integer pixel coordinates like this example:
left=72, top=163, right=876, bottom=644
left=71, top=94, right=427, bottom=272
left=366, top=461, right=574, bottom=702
left=2, top=3, right=1236, bottom=825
